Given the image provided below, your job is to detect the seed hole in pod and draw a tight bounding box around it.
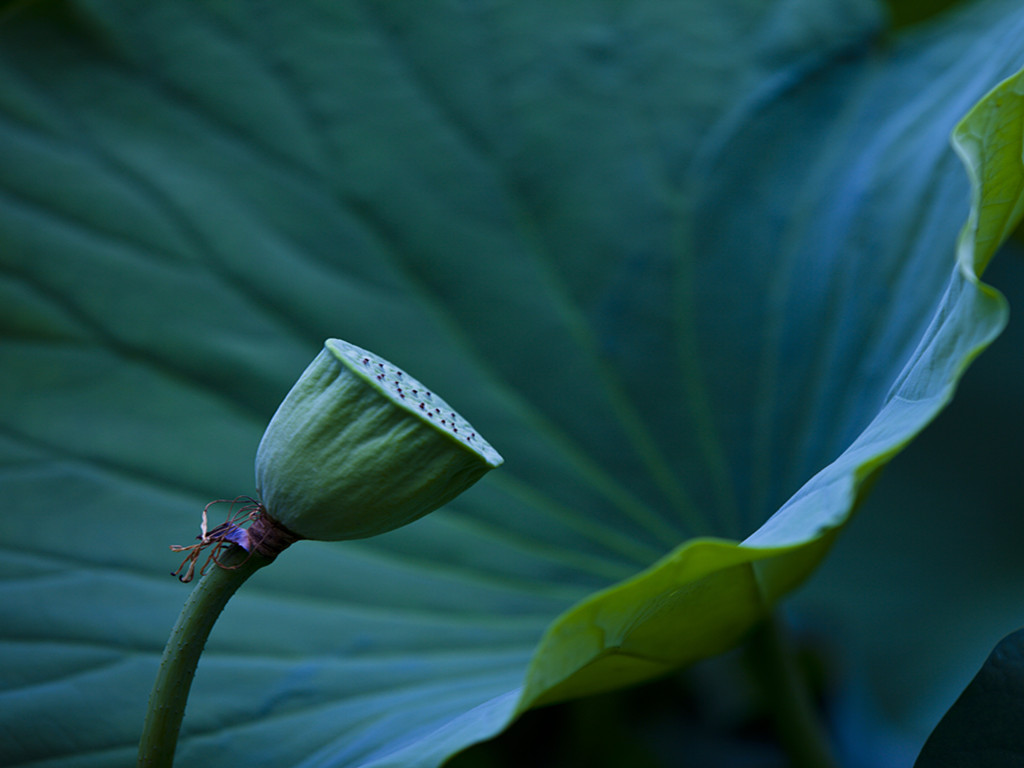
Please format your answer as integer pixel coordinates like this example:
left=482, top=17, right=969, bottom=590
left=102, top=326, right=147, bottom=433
left=328, top=338, right=504, bottom=470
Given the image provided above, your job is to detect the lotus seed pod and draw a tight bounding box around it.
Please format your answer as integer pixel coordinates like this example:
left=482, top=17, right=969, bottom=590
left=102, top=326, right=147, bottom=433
left=254, top=339, right=503, bottom=541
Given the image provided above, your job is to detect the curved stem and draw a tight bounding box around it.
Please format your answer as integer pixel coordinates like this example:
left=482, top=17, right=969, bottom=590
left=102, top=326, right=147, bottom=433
left=138, top=546, right=273, bottom=768
left=746, top=611, right=840, bottom=768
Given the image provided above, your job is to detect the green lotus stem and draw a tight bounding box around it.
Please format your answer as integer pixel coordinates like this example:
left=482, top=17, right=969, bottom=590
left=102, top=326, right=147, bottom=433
left=746, top=611, right=839, bottom=768
left=137, top=339, right=503, bottom=766
left=137, top=545, right=273, bottom=768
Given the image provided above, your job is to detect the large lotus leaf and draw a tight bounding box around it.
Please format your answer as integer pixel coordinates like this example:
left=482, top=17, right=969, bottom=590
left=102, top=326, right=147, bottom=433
left=2, top=1, right=1024, bottom=767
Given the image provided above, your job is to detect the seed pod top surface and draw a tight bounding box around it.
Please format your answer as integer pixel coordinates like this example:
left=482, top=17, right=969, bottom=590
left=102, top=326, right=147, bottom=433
left=255, top=339, right=503, bottom=541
